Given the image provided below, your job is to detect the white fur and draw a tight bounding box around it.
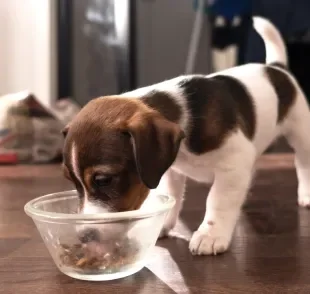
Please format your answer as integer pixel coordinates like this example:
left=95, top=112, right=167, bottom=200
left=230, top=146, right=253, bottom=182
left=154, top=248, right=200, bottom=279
left=82, top=201, right=110, bottom=214
left=71, top=142, right=88, bottom=210
left=156, top=168, right=187, bottom=237
left=252, top=16, right=287, bottom=66
left=71, top=142, right=81, bottom=182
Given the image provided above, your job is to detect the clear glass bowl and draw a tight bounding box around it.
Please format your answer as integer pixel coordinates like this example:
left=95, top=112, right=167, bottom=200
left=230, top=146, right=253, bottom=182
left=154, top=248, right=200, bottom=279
left=24, top=190, right=175, bottom=281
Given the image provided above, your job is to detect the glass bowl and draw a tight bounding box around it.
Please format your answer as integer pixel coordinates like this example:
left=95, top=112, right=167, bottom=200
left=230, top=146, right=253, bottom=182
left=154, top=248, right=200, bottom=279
left=24, top=190, right=175, bottom=281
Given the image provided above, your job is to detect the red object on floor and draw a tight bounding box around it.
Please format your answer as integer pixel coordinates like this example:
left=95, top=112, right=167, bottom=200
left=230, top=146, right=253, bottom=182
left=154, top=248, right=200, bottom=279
left=0, top=153, right=18, bottom=164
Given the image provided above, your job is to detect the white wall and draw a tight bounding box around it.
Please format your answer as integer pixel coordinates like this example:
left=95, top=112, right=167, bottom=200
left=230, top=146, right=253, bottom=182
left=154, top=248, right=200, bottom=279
left=0, top=0, right=57, bottom=106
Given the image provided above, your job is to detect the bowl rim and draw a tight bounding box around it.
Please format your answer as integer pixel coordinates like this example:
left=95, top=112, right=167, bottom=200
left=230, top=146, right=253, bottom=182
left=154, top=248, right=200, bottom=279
left=24, top=190, right=175, bottom=223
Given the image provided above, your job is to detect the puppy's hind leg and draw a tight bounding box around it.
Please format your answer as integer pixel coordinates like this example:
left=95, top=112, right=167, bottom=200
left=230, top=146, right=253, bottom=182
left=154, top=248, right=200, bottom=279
left=155, top=168, right=187, bottom=238
left=282, top=90, right=310, bottom=208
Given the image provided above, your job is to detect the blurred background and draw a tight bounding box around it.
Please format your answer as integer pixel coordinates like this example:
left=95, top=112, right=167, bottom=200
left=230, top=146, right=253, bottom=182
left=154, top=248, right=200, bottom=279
left=1, top=0, right=310, bottom=163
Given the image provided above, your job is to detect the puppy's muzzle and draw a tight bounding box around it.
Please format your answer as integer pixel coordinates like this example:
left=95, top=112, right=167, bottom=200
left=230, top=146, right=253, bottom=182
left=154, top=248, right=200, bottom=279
left=76, top=201, right=132, bottom=244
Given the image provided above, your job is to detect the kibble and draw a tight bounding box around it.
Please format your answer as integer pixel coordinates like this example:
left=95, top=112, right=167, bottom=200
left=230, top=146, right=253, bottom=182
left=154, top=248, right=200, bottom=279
left=59, top=238, right=139, bottom=273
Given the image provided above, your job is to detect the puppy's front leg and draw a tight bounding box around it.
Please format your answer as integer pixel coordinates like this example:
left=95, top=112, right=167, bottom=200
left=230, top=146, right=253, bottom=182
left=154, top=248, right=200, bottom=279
left=155, top=168, right=187, bottom=237
left=189, top=164, right=253, bottom=255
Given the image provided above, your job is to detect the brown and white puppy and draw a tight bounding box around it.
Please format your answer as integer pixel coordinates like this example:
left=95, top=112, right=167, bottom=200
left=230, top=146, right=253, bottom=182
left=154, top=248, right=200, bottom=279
left=62, top=17, right=310, bottom=255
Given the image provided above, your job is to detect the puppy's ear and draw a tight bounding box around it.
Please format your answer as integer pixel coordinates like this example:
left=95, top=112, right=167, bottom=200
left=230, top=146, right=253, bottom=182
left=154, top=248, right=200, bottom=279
left=126, top=113, right=185, bottom=189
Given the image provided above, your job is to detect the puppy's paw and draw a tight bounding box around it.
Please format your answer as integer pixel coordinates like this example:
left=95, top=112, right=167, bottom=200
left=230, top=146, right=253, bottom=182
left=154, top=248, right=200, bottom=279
left=298, top=193, right=310, bottom=208
left=189, top=230, right=230, bottom=255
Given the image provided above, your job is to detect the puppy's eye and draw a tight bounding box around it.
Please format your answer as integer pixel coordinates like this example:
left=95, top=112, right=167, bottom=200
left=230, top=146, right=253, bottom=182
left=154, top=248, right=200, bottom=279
left=92, top=174, right=113, bottom=187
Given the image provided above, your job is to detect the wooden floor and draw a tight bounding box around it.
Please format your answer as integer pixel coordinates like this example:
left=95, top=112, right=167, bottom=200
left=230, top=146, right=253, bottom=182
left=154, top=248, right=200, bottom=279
left=1, top=154, right=310, bottom=293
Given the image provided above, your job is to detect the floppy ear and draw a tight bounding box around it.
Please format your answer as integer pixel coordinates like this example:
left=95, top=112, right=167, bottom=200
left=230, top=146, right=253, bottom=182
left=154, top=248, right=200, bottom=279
left=126, top=113, right=185, bottom=189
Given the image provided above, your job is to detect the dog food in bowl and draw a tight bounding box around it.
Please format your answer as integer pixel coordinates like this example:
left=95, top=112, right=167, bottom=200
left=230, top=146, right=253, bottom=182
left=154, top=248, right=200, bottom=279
left=24, top=190, right=175, bottom=281
left=58, top=237, right=139, bottom=273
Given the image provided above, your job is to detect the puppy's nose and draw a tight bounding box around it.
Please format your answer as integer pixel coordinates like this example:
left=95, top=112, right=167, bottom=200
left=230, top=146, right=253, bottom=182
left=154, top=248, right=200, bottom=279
left=78, top=228, right=101, bottom=243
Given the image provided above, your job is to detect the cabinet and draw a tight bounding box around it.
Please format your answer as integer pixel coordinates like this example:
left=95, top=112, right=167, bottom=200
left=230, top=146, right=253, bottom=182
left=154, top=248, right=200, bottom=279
left=69, top=0, right=212, bottom=106
left=135, top=0, right=212, bottom=87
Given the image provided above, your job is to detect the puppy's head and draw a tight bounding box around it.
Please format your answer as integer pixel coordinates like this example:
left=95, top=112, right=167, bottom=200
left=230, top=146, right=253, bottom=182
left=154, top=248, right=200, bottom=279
left=62, top=96, right=184, bottom=214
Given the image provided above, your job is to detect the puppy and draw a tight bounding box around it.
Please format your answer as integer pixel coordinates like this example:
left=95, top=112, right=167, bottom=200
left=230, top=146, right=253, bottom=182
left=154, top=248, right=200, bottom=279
left=62, top=16, right=310, bottom=255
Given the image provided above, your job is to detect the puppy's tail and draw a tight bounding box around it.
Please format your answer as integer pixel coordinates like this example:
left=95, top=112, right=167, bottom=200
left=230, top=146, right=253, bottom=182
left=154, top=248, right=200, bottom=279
left=253, top=16, right=288, bottom=69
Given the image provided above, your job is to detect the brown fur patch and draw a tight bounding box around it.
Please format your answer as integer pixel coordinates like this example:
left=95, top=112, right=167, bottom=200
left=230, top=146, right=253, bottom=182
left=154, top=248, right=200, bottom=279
left=179, top=75, right=256, bottom=154
left=141, top=91, right=182, bottom=123
left=114, top=175, right=150, bottom=211
left=265, top=66, right=296, bottom=122
left=214, top=75, right=256, bottom=140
